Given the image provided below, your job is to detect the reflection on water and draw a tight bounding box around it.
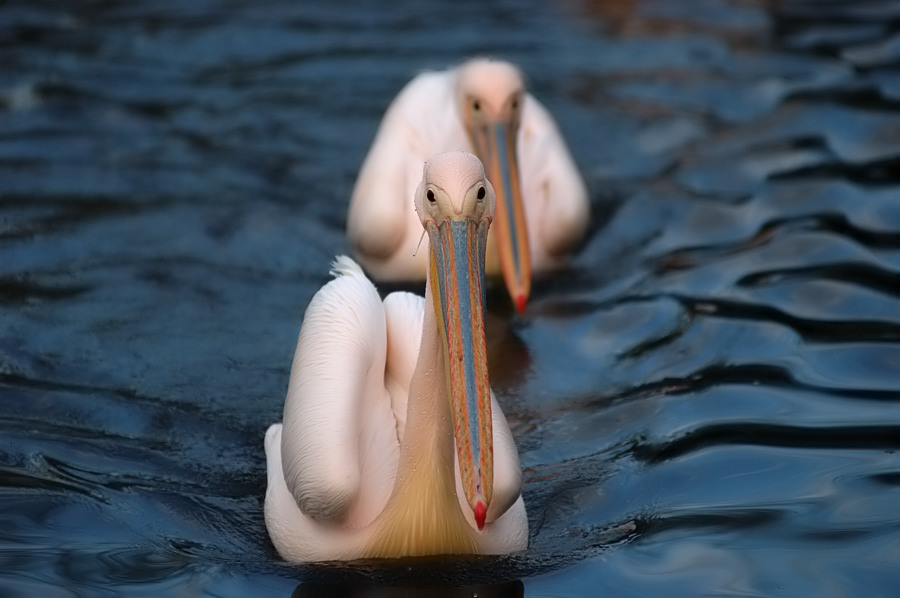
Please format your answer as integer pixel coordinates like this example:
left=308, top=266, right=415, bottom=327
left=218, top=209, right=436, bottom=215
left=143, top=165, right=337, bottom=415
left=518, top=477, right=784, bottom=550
left=2, top=0, right=900, bottom=596
left=294, top=580, right=523, bottom=598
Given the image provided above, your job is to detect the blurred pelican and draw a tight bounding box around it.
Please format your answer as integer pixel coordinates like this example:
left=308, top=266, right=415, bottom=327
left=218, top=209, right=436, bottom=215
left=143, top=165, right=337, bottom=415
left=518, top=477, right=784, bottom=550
left=265, top=151, right=528, bottom=562
left=347, top=58, right=589, bottom=313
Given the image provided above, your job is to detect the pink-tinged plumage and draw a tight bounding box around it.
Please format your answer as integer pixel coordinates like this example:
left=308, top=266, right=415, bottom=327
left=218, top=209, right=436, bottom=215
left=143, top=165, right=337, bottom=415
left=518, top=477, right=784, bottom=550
left=347, top=58, right=589, bottom=312
left=265, top=151, right=528, bottom=562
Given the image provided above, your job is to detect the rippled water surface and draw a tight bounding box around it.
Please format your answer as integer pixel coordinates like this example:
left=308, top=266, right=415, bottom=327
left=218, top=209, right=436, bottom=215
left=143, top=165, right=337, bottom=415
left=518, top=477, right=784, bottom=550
left=3, top=1, right=900, bottom=595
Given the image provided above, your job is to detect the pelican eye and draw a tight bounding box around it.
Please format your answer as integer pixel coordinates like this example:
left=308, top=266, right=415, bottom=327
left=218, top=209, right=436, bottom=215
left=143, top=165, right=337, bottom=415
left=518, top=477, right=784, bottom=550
left=472, top=100, right=480, bottom=111
left=427, top=189, right=436, bottom=202
left=477, top=186, right=485, bottom=200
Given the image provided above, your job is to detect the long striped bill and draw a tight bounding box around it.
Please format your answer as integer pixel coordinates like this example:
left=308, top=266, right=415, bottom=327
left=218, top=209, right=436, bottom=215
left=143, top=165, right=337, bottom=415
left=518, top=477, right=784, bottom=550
left=470, top=121, right=531, bottom=313
left=427, top=216, right=493, bottom=531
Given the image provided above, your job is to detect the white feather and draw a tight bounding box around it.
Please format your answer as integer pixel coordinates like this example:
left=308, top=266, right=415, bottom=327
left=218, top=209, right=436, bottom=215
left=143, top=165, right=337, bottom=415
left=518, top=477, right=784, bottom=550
left=346, top=58, right=589, bottom=282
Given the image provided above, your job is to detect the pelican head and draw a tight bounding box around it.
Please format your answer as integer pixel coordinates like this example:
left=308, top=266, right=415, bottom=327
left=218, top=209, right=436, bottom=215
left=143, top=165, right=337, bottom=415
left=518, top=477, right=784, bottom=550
left=456, top=59, right=530, bottom=313
left=415, top=151, right=496, bottom=530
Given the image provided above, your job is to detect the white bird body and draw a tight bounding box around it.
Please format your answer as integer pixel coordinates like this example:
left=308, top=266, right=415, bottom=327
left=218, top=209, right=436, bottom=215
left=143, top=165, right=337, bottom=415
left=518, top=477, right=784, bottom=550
left=266, top=152, right=528, bottom=562
left=347, top=59, right=589, bottom=311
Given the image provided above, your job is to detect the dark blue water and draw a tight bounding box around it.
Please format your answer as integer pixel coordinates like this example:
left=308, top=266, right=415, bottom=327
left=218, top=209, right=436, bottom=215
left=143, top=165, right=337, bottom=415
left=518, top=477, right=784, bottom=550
left=2, top=1, right=900, bottom=595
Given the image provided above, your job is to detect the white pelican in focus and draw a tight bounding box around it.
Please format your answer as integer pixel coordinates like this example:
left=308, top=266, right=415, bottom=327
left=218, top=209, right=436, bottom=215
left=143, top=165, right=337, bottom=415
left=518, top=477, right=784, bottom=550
left=347, top=58, right=589, bottom=313
left=265, top=151, right=528, bottom=562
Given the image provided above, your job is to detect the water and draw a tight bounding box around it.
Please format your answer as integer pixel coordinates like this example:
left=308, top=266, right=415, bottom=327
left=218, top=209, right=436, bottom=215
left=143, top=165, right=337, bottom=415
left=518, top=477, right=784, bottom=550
left=2, top=0, right=900, bottom=595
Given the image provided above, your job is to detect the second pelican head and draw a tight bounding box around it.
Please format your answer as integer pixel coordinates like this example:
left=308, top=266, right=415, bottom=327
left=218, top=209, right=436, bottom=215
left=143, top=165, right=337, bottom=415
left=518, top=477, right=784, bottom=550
left=456, top=59, right=530, bottom=313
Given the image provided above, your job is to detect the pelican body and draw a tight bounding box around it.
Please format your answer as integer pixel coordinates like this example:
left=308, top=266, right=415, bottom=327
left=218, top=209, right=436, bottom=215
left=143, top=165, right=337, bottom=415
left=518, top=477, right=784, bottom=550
left=265, top=152, right=528, bottom=562
left=347, top=58, right=589, bottom=312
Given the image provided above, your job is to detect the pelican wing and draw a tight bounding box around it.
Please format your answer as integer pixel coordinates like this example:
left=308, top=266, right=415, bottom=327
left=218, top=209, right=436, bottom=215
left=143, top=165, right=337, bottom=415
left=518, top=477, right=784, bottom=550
left=381, top=290, right=425, bottom=444
left=520, top=95, right=590, bottom=263
left=346, top=114, right=411, bottom=263
left=486, top=394, right=524, bottom=522
left=347, top=71, right=467, bottom=281
left=279, top=257, right=399, bottom=526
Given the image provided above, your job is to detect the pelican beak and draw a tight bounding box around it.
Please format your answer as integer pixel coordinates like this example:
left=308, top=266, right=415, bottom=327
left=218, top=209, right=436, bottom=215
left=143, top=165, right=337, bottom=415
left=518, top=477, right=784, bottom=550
left=427, top=215, right=494, bottom=531
left=469, top=121, right=531, bottom=313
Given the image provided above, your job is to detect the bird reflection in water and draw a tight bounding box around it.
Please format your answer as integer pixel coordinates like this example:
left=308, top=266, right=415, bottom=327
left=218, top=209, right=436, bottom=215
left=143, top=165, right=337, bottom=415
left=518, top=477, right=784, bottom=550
left=293, top=579, right=524, bottom=598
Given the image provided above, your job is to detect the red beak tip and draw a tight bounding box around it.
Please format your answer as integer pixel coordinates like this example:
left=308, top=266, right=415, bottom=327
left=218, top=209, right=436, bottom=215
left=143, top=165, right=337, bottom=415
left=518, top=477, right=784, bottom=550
left=474, top=501, right=487, bottom=531
left=515, top=294, right=527, bottom=314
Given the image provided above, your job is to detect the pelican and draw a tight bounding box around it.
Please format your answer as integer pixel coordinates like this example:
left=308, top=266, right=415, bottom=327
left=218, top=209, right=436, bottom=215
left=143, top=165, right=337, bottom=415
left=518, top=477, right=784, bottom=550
left=347, top=58, right=589, bottom=313
left=265, top=151, right=528, bottom=562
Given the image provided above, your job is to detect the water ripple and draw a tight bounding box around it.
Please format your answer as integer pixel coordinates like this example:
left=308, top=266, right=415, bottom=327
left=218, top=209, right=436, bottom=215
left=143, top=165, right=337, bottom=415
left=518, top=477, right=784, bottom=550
left=634, top=423, right=900, bottom=464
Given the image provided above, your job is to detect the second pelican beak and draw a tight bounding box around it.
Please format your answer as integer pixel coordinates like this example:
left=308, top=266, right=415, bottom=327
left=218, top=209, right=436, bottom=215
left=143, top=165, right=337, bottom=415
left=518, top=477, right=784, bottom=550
left=470, top=121, right=531, bottom=313
left=427, top=216, right=494, bottom=530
